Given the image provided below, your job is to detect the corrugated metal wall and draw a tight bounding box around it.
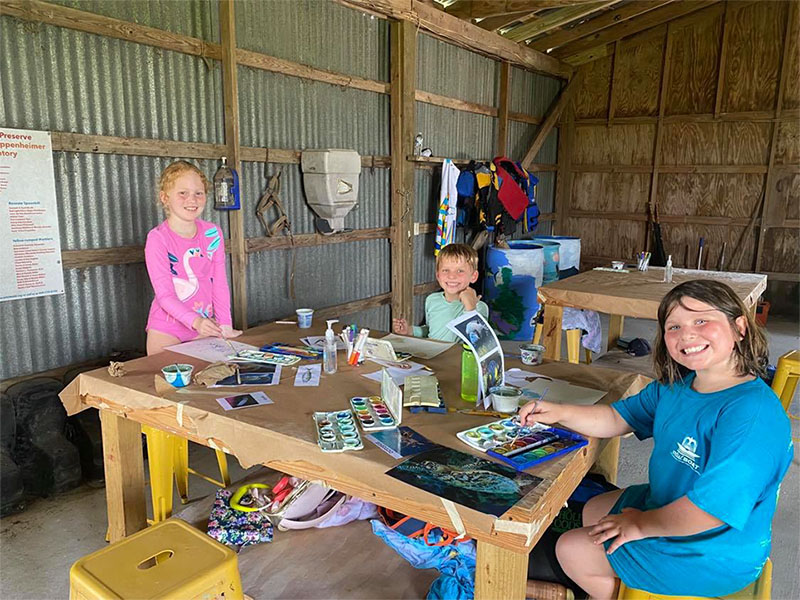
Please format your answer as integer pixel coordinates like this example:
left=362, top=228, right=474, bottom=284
left=1, top=1, right=563, bottom=379
left=411, top=37, right=561, bottom=329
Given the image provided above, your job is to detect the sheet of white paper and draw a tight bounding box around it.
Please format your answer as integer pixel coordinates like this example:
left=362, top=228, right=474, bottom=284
left=301, top=336, right=346, bottom=351
left=294, top=363, right=321, bottom=387
left=518, top=377, right=607, bottom=406
left=166, top=338, right=258, bottom=363
left=380, top=333, right=454, bottom=359
left=363, top=367, right=433, bottom=387
left=215, top=391, right=273, bottom=411
left=504, top=368, right=551, bottom=386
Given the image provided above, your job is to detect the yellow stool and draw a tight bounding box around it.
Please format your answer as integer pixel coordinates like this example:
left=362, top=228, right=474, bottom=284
left=617, top=557, right=772, bottom=600
left=142, top=426, right=230, bottom=524
left=533, top=324, right=592, bottom=364
left=771, top=349, right=799, bottom=412
left=70, top=519, right=244, bottom=600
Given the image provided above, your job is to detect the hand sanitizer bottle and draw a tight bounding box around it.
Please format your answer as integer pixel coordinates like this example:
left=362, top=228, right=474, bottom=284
left=664, top=255, right=673, bottom=283
left=323, top=319, right=339, bottom=374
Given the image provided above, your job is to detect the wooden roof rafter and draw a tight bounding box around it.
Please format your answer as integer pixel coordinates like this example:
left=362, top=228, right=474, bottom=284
left=502, top=1, right=623, bottom=43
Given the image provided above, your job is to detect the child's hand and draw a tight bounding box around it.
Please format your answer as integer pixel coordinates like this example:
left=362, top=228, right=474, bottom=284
left=220, top=324, right=242, bottom=338
left=518, top=399, right=561, bottom=426
left=393, top=318, right=409, bottom=335
left=193, top=317, right=223, bottom=338
left=588, top=508, right=647, bottom=554
left=458, top=287, right=481, bottom=311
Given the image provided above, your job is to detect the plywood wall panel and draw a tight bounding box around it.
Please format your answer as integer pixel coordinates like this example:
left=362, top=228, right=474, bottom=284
left=573, top=57, right=612, bottom=119
left=567, top=217, right=644, bottom=260
left=666, top=13, right=721, bottom=115
left=571, top=172, right=649, bottom=213
left=721, top=1, right=787, bottom=113
left=573, top=124, right=655, bottom=165
left=775, top=121, right=800, bottom=165
left=660, top=224, right=740, bottom=271
left=783, top=7, right=800, bottom=110
left=759, top=228, right=799, bottom=273
left=657, top=174, right=763, bottom=219
left=660, top=122, right=771, bottom=165
left=615, top=36, right=663, bottom=117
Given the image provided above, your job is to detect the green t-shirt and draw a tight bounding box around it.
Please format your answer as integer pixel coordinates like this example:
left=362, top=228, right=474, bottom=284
left=412, top=292, right=489, bottom=342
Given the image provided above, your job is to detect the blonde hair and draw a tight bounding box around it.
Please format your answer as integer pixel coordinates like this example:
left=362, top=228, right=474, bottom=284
left=653, top=279, right=768, bottom=385
left=436, top=243, right=479, bottom=271
left=157, top=160, right=209, bottom=214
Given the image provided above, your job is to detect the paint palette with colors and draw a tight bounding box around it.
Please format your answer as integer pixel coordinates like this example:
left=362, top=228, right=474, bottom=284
left=313, top=410, right=364, bottom=453
left=350, top=368, right=404, bottom=432
left=229, top=349, right=301, bottom=366
left=456, top=418, right=587, bottom=471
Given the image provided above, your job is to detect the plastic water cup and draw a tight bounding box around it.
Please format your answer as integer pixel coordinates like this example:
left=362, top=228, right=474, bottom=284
left=161, top=364, right=194, bottom=388
left=296, top=308, right=314, bottom=329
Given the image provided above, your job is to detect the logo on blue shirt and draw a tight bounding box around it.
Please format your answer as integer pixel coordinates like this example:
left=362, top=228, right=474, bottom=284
left=671, top=436, right=701, bottom=473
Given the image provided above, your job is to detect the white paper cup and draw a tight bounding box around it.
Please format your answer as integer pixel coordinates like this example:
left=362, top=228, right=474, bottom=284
left=489, top=385, right=523, bottom=413
left=296, top=308, right=314, bottom=329
left=161, top=364, right=193, bottom=388
left=519, top=343, right=545, bottom=366
left=611, top=261, right=625, bottom=270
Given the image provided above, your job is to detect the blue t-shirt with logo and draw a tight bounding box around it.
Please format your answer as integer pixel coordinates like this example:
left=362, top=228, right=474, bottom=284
left=608, top=374, right=792, bottom=597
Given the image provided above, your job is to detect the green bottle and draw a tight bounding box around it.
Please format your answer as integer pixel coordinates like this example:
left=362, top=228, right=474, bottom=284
left=461, top=344, right=479, bottom=403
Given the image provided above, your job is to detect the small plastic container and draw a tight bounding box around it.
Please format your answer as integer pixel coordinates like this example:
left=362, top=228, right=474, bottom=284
left=161, top=364, right=193, bottom=388
left=519, top=343, right=545, bottom=366
left=489, top=385, right=523, bottom=413
left=296, top=308, right=314, bottom=329
left=461, top=345, right=478, bottom=403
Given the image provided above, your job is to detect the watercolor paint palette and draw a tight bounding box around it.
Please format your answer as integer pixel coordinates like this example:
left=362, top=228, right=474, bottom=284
left=350, top=369, right=403, bottom=432
left=313, top=410, right=364, bottom=453
left=456, top=418, right=587, bottom=471
left=229, top=349, right=301, bottom=366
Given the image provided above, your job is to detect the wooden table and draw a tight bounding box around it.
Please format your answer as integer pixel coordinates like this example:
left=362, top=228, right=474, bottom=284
left=59, top=322, right=649, bottom=599
left=537, top=267, right=767, bottom=361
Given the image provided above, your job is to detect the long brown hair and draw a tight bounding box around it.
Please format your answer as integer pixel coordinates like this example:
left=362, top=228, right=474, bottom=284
left=653, top=279, right=768, bottom=384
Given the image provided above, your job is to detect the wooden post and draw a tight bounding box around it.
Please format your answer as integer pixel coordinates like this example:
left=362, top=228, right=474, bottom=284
left=646, top=25, right=674, bottom=252
left=754, top=1, right=794, bottom=272
left=220, top=0, right=247, bottom=329
left=608, top=314, right=625, bottom=351
left=713, top=1, right=730, bottom=118
left=608, top=40, right=621, bottom=126
left=390, top=20, right=416, bottom=327
left=496, top=62, right=511, bottom=157
left=475, top=541, right=528, bottom=600
left=542, top=304, right=564, bottom=361
left=521, top=73, right=581, bottom=170
left=100, top=410, right=147, bottom=542
left=553, top=102, right=575, bottom=236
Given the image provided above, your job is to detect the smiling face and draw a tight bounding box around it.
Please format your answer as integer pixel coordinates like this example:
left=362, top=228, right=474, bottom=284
left=436, top=256, right=478, bottom=301
left=160, top=171, right=207, bottom=227
left=663, top=296, right=746, bottom=378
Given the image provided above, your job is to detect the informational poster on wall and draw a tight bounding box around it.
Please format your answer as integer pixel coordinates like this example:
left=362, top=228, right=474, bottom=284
left=0, top=127, right=64, bottom=302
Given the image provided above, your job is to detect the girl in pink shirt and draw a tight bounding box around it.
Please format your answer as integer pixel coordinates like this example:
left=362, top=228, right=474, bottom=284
left=145, top=161, right=241, bottom=355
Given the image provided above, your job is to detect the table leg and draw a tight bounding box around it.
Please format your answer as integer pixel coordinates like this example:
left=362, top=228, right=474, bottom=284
left=475, top=540, right=527, bottom=600
left=100, top=410, right=147, bottom=542
left=591, top=436, right=620, bottom=486
left=542, top=305, right=563, bottom=361
left=608, top=314, right=625, bottom=352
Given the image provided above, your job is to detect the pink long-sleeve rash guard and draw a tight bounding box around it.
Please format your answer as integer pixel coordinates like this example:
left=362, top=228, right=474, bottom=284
left=144, top=219, right=233, bottom=342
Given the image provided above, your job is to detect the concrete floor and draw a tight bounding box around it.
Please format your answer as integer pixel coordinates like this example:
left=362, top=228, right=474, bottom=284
left=0, top=316, right=797, bottom=599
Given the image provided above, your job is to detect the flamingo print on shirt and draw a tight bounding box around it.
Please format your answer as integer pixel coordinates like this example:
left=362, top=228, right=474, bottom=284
left=170, top=247, right=202, bottom=301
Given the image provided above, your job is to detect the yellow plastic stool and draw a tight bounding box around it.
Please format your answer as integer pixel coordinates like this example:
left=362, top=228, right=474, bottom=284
left=142, top=426, right=231, bottom=524
left=617, top=557, right=772, bottom=600
left=70, top=519, right=243, bottom=600
left=771, top=349, right=800, bottom=412
left=534, top=324, right=592, bottom=364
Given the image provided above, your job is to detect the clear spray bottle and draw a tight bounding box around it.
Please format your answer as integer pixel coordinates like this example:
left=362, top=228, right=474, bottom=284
left=664, top=255, right=673, bottom=283
left=323, top=319, right=339, bottom=374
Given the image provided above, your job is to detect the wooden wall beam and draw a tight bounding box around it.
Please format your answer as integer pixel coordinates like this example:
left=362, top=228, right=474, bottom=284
left=554, top=103, right=575, bottom=235
left=219, top=0, right=247, bottom=330
left=522, top=74, right=581, bottom=169
left=552, top=1, right=716, bottom=60
left=0, top=0, right=221, bottom=60
left=607, top=40, right=621, bottom=125
left=338, top=0, right=572, bottom=79
left=712, top=1, right=730, bottom=117
left=529, top=1, right=672, bottom=52
left=496, top=62, right=511, bottom=157
left=754, top=1, right=795, bottom=272
left=504, top=1, right=621, bottom=43
left=246, top=227, right=391, bottom=253
left=646, top=24, right=674, bottom=251
left=447, top=0, right=606, bottom=20
left=390, top=20, right=416, bottom=330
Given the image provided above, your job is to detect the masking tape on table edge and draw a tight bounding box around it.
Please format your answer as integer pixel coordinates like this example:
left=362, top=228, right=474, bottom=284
left=206, top=438, right=231, bottom=454
left=493, top=514, right=548, bottom=547
left=440, top=498, right=467, bottom=540
left=176, top=403, right=184, bottom=427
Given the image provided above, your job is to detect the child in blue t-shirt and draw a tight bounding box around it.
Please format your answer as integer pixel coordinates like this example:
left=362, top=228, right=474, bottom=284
left=519, top=280, right=792, bottom=598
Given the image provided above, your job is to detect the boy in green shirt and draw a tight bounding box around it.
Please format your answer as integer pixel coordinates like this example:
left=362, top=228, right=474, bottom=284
left=392, top=243, right=489, bottom=343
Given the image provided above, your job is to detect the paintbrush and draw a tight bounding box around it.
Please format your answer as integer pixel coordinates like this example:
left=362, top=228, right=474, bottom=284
left=448, top=408, right=508, bottom=418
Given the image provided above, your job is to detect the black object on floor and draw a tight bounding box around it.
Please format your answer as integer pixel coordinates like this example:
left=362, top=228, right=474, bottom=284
left=1, top=392, right=25, bottom=516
